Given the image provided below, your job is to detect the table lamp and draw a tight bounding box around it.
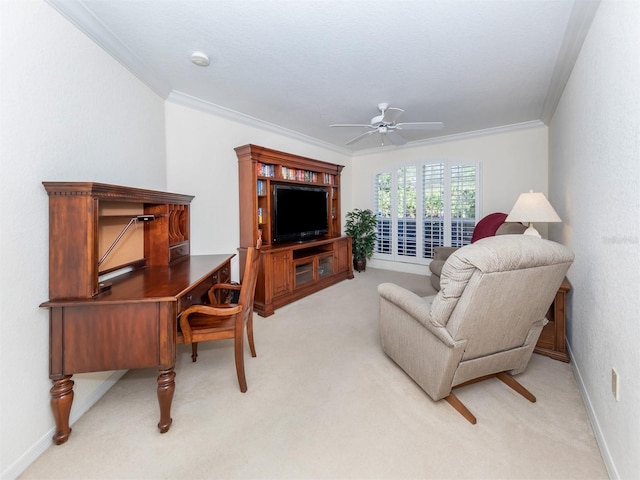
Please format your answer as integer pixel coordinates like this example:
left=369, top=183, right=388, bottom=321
left=506, top=190, right=561, bottom=238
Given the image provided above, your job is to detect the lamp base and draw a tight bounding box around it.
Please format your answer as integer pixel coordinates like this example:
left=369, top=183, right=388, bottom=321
left=523, top=223, right=541, bottom=238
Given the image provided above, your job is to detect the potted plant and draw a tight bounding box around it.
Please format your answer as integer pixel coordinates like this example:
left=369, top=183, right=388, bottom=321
left=344, top=208, right=377, bottom=272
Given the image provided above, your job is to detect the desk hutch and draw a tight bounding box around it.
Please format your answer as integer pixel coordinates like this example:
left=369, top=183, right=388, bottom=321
left=41, top=182, right=233, bottom=444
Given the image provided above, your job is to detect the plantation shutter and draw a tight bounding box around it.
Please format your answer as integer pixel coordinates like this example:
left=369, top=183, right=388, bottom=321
left=422, top=163, right=445, bottom=258
left=374, top=173, right=392, bottom=254
left=397, top=166, right=417, bottom=258
left=451, top=165, right=477, bottom=247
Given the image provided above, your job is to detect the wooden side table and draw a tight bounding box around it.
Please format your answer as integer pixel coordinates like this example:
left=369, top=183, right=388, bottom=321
left=535, top=278, right=571, bottom=362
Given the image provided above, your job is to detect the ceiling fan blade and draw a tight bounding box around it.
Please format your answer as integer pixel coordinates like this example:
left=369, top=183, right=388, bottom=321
left=386, top=130, right=407, bottom=146
left=346, top=130, right=375, bottom=145
left=330, top=123, right=373, bottom=128
left=396, top=122, right=444, bottom=130
left=381, top=107, right=404, bottom=124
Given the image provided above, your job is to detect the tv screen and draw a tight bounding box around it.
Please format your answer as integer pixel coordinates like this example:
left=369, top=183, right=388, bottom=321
left=273, top=184, right=328, bottom=243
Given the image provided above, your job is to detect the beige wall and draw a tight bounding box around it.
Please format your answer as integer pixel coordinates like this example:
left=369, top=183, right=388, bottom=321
left=548, top=1, right=640, bottom=477
left=0, top=1, right=166, bottom=477
left=165, top=101, right=352, bottom=279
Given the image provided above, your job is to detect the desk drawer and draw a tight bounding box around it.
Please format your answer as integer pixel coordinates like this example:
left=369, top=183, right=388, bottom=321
left=177, top=260, right=231, bottom=312
left=178, top=279, right=214, bottom=312
left=213, top=261, right=231, bottom=284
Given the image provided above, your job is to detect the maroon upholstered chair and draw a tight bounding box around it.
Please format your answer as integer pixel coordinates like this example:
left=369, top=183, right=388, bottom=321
left=470, top=212, right=508, bottom=242
left=429, top=213, right=526, bottom=290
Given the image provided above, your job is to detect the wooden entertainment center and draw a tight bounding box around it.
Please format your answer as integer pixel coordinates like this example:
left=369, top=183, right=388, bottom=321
left=235, top=144, right=353, bottom=316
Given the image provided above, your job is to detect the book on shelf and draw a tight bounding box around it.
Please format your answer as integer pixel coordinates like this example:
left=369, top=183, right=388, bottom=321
left=257, top=162, right=274, bottom=177
left=280, top=166, right=322, bottom=183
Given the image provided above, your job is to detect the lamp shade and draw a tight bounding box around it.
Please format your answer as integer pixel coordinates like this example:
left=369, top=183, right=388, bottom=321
left=506, top=192, right=561, bottom=223
left=506, top=191, right=561, bottom=237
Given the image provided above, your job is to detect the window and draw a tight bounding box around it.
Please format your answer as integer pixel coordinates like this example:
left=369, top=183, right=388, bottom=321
left=374, top=160, right=480, bottom=264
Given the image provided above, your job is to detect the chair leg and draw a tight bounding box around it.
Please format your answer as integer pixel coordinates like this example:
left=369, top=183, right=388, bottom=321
left=247, top=312, right=257, bottom=358
left=444, top=393, right=477, bottom=424
left=234, top=333, right=247, bottom=393
left=191, top=342, right=198, bottom=362
left=443, top=372, right=536, bottom=424
left=496, top=372, right=536, bottom=402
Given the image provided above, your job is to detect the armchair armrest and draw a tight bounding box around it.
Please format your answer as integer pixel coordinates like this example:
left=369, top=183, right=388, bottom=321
left=210, top=283, right=241, bottom=292
left=432, top=246, right=459, bottom=261
left=179, top=304, right=243, bottom=343
left=377, top=283, right=456, bottom=347
left=208, top=282, right=241, bottom=304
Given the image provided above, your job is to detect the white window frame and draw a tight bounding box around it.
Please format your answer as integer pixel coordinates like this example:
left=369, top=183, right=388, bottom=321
left=373, top=159, right=481, bottom=266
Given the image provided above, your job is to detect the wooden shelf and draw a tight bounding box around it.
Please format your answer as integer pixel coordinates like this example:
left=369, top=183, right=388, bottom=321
left=235, top=145, right=353, bottom=316
left=42, top=182, right=194, bottom=299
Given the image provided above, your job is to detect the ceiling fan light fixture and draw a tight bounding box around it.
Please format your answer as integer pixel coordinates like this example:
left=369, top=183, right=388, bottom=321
left=191, top=51, right=210, bottom=67
left=331, top=103, right=444, bottom=147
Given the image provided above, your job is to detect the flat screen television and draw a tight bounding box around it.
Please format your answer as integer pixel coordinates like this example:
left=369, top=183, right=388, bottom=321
left=272, top=184, right=329, bottom=243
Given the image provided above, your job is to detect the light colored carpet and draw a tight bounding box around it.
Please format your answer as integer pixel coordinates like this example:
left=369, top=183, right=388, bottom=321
left=21, top=268, right=607, bottom=479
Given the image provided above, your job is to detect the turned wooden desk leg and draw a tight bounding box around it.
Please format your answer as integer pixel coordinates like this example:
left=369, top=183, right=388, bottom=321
left=50, top=375, right=74, bottom=445
left=157, top=367, right=175, bottom=433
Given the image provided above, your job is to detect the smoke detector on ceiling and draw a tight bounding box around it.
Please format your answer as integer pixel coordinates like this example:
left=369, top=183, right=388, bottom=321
left=191, top=51, right=210, bottom=67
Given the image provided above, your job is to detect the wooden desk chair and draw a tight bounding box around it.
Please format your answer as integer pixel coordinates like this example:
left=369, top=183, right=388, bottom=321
left=177, top=240, right=261, bottom=392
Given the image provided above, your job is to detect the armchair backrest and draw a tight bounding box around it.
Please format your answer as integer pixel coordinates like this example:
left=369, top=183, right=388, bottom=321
left=238, top=244, right=261, bottom=323
left=470, top=212, right=508, bottom=243
left=431, top=235, right=574, bottom=361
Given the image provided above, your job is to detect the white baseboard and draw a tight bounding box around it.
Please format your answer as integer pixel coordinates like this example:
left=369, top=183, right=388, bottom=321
left=567, top=342, right=618, bottom=479
left=1, top=370, right=126, bottom=480
left=368, top=258, right=430, bottom=275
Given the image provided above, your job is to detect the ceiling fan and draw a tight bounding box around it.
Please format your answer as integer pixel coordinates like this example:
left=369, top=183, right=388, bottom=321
left=330, top=103, right=444, bottom=146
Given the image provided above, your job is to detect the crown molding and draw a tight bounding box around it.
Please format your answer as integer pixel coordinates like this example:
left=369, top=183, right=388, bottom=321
left=167, top=91, right=351, bottom=156
left=170, top=90, right=545, bottom=157
left=45, top=0, right=171, bottom=99
left=352, top=121, right=546, bottom=157
left=541, top=0, right=601, bottom=123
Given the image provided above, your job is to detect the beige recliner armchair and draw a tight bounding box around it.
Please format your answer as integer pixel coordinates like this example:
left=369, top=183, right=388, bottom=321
left=378, top=235, right=574, bottom=424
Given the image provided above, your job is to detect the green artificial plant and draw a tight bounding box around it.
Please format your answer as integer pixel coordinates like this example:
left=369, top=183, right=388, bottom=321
left=344, top=208, right=377, bottom=260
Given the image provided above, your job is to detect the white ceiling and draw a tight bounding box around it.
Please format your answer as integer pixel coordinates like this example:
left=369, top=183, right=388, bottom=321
left=47, top=0, right=599, bottom=154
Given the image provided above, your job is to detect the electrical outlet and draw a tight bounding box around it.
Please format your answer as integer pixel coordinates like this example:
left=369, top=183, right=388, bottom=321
left=611, top=368, right=620, bottom=401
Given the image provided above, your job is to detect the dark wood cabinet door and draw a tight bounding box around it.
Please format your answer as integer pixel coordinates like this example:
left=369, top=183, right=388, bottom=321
left=271, top=251, right=292, bottom=297
left=334, top=237, right=350, bottom=273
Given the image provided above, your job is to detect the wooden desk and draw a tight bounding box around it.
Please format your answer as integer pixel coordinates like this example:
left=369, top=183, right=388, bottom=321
left=41, top=254, right=233, bottom=444
left=535, top=278, right=571, bottom=362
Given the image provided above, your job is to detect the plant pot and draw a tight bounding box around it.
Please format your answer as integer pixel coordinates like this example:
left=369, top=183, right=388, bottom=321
left=353, top=257, right=367, bottom=272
